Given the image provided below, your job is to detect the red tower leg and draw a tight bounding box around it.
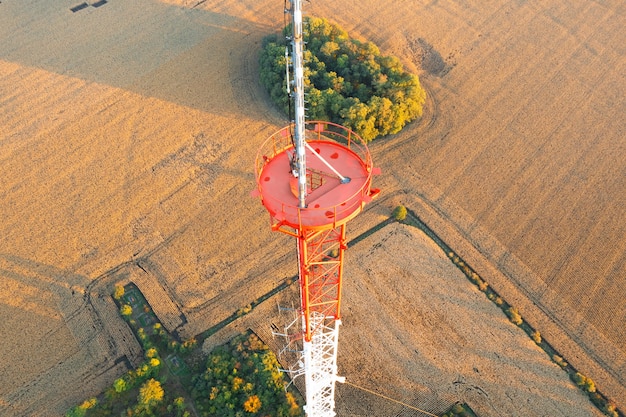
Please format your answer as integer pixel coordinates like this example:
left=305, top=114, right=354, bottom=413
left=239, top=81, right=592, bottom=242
left=298, top=224, right=347, bottom=342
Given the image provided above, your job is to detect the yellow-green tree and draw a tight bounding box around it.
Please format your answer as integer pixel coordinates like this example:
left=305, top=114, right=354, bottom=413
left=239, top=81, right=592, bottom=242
left=392, top=205, right=407, bottom=221
left=145, top=347, right=158, bottom=359
left=113, top=377, right=127, bottom=393
left=120, top=304, right=132, bottom=317
left=138, top=378, right=164, bottom=409
left=65, top=398, right=97, bottom=417
left=506, top=306, right=523, bottom=325
left=573, top=372, right=596, bottom=393
left=113, top=284, right=125, bottom=300
left=243, top=395, right=262, bottom=413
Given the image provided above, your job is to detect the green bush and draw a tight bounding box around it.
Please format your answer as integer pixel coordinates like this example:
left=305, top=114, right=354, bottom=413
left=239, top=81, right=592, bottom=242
left=113, top=284, right=124, bottom=300
left=236, top=304, right=253, bottom=317
left=552, top=354, right=568, bottom=368
left=572, top=372, right=585, bottom=385
left=113, top=377, right=127, bottom=394
left=64, top=398, right=97, bottom=417
left=506, top=306, right=523, bottom=326
left=120, top=304, right=132, bottom=318
left=531, top=330, right=542, bottom=344
left=392, top=205, right=407, bottom=221
left=604, top=402, right=618, bottom=417
left=572, top=372, right=596, bottom=393
left=259, top=17, right=426, bottom=142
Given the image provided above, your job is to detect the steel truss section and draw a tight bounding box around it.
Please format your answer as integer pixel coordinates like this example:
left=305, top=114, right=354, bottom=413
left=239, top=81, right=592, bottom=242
left=298, top=224, right=347, bottom=342
left=302, top=312, right=344, bottom=417
left=272, top=310, right=344, bottom=417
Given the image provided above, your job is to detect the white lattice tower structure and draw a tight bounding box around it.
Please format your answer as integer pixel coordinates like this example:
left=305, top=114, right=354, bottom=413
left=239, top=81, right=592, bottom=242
left=303, top=312, right=343, bottom=416
left=254, top=1, right=380, bottom=415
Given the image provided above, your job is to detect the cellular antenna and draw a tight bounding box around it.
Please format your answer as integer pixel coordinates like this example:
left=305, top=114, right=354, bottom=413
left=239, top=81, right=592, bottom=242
left=254, top=1, right=380, bottom=415
left=291, top=0, right=307, bottom=209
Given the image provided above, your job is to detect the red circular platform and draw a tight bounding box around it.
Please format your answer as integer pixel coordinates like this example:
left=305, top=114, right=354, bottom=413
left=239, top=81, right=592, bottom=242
left=255, top=122, right=376, bottom=230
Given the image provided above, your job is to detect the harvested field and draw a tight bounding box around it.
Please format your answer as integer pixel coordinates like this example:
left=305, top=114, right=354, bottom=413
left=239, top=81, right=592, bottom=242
left=0, top=0, right=624, bottom=415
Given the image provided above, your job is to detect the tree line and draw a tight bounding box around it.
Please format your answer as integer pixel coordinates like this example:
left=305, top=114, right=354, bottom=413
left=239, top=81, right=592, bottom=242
left=190, top=332, right=302, bottom=417
left=66, top=284, right=302, bottom=417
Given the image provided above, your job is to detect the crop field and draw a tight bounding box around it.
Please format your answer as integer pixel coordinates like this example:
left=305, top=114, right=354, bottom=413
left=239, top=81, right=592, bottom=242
left=0, top=0, right=623, bottom=415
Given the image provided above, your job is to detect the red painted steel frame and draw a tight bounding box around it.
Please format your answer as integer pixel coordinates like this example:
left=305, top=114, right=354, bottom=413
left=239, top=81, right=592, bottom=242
left=255, top=121, right=380, bottom=343
left=254, top=121, right=378, bottom=231
left=298, top=225, right=347, bottom=342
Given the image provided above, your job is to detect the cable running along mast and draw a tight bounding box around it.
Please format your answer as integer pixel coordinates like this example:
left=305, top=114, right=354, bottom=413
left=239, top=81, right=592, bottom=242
left=254, top=1, right=380, bottom=415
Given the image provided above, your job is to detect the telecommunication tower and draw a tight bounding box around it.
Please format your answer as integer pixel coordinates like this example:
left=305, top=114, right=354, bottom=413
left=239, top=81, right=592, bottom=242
left=253, top=0, right=379, bottom=415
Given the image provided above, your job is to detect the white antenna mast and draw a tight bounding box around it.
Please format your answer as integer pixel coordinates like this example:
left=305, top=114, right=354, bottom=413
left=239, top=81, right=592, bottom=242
left=289, top=2, right=345, bottom=416
left=290, top=0, right=307, bottom=209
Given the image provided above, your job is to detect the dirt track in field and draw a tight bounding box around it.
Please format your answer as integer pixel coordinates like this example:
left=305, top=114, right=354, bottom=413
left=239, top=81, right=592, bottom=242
left=0, top=0, right=624, bottom=415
